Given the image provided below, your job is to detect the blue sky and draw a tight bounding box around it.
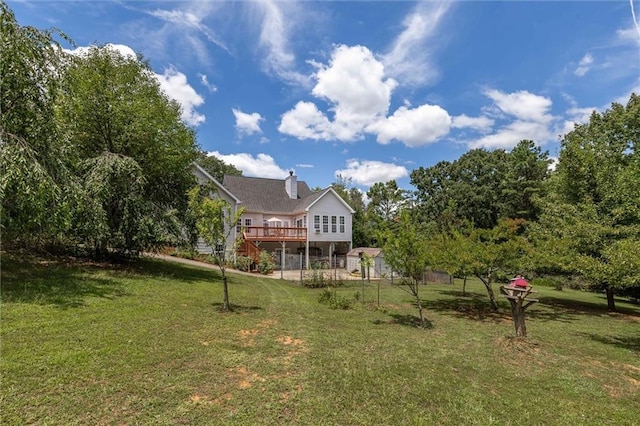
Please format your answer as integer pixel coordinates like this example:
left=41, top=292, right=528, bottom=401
left=10, top=0, right=640, bottom=191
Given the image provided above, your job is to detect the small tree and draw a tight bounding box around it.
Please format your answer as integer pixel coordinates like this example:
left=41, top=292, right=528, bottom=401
left=359, top=252, right=374, bottom=304
left=463, top=219, right=530, bottom=312
left=380, top=210, right=431, bottom=328
left=188, top=184, right=244, bottom=311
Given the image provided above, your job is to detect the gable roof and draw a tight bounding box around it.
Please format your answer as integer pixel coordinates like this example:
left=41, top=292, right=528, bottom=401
left=306, top=187, right=356, bottom=214
left=222, top=174, right=317, bottom=213
left=347, top=247, right=383, bottom=257
left=193, top=163, right=241, bottom=203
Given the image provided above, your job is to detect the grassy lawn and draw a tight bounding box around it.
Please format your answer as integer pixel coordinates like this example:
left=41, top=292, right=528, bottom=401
left=1, top=253, right=639, bottom=425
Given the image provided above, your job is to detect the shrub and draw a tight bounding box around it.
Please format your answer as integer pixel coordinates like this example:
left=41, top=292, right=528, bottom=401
left=302, top=269, right=345, bottom=288
left=235, top=256, right=252, bottom=272
left=257, top=251, right=274, bottom=275
left=318, top=288, right=352, bottom=310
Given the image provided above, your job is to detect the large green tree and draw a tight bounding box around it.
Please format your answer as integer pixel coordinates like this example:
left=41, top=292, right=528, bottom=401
left=56, top=45, right=199, bottom=257
left=366, top=180, right=408, bottom=222
left=411, top=141, right=550, bottom=230
left=535, top=94, right=640, bottom=310
left=0, top=3, right=76, bottom=247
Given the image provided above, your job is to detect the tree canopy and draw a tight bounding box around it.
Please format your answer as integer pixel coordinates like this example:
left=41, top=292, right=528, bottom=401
left=411, top=140, right=550, bottom=230
left=1, top=6, right=200, bottom=257
left=1, top=3, right=76, bottom=246
left=196, top=153, right=242, bottom=182
left=533, top=94, right=640, bottom=310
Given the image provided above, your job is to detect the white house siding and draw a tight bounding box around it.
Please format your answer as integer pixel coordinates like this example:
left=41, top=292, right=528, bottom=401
left=306, top=192, right=353, bottom=244
left=192, top=166, right=240, bottom=256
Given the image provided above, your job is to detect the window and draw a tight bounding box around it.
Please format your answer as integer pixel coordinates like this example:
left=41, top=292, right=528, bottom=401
left=322, top=215, right=329, bottom=233
left=296, top=218, right=303, bottom=228
left=331, top=216, right=337, bottom=233
left=238, top=218, right=251, bottom=234
left=339, top=216, right=345, bottom=233
left=314, top=215, right=320, bottom=231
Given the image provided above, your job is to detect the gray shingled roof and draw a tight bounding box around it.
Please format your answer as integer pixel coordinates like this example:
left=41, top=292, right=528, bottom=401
left=222, top=175, right=327, bottom=213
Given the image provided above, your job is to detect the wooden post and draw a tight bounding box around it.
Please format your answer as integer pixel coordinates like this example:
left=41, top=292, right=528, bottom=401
left=500, top=285, right=539, bottom=337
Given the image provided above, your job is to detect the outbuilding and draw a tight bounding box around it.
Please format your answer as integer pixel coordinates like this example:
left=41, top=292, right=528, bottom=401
left=346, top=247, right=392, bottom=279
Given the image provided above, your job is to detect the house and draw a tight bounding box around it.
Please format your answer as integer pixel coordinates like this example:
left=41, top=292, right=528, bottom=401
left=193, top=163, right=355, bottom=270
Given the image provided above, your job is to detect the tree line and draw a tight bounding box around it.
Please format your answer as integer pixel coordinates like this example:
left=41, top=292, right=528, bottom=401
left=332, top=96, right=640, bottom=316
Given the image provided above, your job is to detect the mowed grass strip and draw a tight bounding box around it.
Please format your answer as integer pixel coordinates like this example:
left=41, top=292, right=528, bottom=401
left=1, top=253, right=639, bottom=425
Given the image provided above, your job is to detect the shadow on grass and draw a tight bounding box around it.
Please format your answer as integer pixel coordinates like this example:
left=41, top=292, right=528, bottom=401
left=577, top=332, right=640, bottom=353
left=538, top=295, right=640, bottom=319
left=124, top=257, right=222, bottom=282
left=422, top=292, right=511, bottom=323
left=380, top=313, right=433, bottom=329
left=1, top=255, right=129, bottom=308
left=211, top=303, right=264, bottom=313
left=0, top=253, right=224, bottom=308
left=426, top=289, right=640, bottom=324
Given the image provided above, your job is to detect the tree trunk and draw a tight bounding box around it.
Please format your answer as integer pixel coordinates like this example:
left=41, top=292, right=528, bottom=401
left=605, top=285, right=616, bottom=312
left=222, top=274, right=231, bottom=311
left=477, top=274, right=499, bottom=312
left=462, top=275, right=467, bottom=296
left=414, top=280, right=427, bottom=328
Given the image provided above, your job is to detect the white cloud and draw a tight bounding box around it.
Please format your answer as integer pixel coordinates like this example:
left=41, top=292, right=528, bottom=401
left=367, top=104, right=451, bottom=147
left=148, top=6, right=227, bottom=52
left=156, top=66, right=205, bottom=126
left=312, top=44, right=397, bottom=139
left=469, top=89, right=557, bottom=150
left=278, top=101, right=334, bottom=140
left=252, top=0, right=308, bottom=86
left=207, top=151, right=288, bottom=179
left=232, top=108, right=264, bottom=136
left=574, top=53, right=594, bottom=77
left=617, top=26, right=640, bottom=45
left=483, top=89, right=553, bottom=123
left=335, top=159, right=409, bottom=187
left=279, top=44, right=452, bottom=146
left=65, top=43, right=137, bottom=59
left=381, top=1, right=451, bottom=86
left=451, top=114, right=494, bottom=132
left=198, top=73, right=217, bottom=93
left=469, top=120, right=553, bottom=150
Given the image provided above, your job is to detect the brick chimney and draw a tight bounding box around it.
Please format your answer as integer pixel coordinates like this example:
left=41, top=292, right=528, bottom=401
left=285, top=171, right=297, bottom=199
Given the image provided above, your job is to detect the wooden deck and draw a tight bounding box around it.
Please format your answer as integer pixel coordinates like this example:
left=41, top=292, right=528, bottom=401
left=243, top=226, right=307, bottom=242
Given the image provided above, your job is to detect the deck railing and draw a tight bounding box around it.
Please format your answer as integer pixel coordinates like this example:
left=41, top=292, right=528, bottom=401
left=243, top=226, right=307, bottom=242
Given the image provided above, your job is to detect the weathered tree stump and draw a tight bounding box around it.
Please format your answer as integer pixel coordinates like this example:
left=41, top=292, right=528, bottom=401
left=500, top=285, right=539, bottom=337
